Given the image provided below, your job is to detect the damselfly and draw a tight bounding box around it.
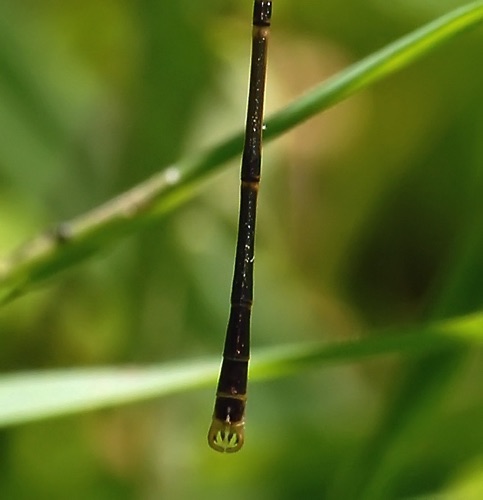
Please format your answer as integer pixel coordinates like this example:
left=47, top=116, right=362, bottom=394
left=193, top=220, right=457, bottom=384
left=207, top=0, right=272, bottom=453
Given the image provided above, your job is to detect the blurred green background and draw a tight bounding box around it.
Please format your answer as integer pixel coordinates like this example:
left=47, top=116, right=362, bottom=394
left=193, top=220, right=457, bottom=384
left=2, top=0, right=483, bottom=498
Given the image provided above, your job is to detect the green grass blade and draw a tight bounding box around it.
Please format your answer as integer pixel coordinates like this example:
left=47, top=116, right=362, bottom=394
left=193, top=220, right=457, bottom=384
left=0, top=312, right=482, bottom=427
left=265, top=1, right=483, bottom=138
left=1, top=1, right=483, bottom=305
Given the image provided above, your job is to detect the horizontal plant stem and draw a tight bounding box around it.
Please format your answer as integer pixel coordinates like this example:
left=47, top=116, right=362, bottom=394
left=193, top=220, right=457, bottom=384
left=1, top=1, right=483, bottom=304
left=0, top=311, right=482, bottom=427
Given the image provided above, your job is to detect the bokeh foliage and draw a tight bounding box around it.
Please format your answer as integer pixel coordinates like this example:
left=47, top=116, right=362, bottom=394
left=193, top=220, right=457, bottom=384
left=1, top=1, right=483, bottom=499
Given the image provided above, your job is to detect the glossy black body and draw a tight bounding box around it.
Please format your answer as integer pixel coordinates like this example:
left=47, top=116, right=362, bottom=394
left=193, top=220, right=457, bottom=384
left=208, top=0, right=271, bottom=452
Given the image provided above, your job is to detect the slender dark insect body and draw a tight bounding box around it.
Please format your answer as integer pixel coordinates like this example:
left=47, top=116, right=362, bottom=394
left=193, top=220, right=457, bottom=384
left=208, top=0, right=272, bottom=453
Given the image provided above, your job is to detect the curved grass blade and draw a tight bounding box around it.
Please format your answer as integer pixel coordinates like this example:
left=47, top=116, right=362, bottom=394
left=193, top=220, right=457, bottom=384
left=1, top=1, right=483, bottom=305
left=0, top=311, right=482, bottom=428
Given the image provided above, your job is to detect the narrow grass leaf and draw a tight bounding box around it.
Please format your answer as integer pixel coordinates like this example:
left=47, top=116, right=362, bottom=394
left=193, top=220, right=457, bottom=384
left=0, top=311, right=482, bottom=427
left=1, top=2, right=483, bottom=304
